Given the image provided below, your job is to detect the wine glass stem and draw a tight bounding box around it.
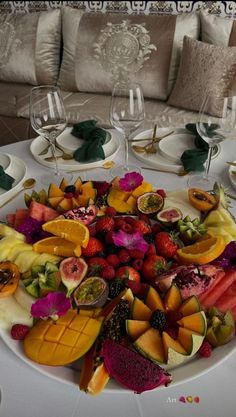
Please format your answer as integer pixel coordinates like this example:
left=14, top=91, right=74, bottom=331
left=49, top=132, right=60, bottom=176
left=204, top=145, right=214, bottom=180
left=124, top=132, right=129, bottom=171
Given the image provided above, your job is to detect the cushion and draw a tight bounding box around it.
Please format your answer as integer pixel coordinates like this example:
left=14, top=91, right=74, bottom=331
left=58, top=7, right=199, bottom=100
left=167, top=36, right=236, bottom=116
left=0, top=9, right=61, bottom=85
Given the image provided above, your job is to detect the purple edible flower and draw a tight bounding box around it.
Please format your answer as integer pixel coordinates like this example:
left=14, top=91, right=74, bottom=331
left=119, top=172, right=143, bottom=192
left=112, top=230, right=148, bottom=252
left=31, top=292, right=71, bottom=320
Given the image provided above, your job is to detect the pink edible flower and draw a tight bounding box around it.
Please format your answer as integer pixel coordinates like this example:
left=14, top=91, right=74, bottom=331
left=112, top=230, right=148, bottom=252
left=31, top=292, right=71, bottom=320
left=119, top=172, right=143, bottom=192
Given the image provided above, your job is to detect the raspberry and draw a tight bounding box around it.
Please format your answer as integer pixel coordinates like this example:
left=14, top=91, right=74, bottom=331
left=129, top=249, right=144, bottom=259
left=101, top=265, right=116, bottom=280
left=165, top=327, right=178, bottom=340
left=132, top=258, right=143, bottom=271
left=126, top=279, right=142, bottom=295
left=106, top=254, right=120, bottom=268
left=11, top=324, right=30, bottom=340
left=156, top=189, right=166, bottom=198
left=105, top=207, right=117, bottom=217
left=198, top=340, right=212, bottom=358
left=118, top=248, right=131, bottom=263
left=105, top=230, right=114, bottom=244
left=120, top=222, right=133, bottom=233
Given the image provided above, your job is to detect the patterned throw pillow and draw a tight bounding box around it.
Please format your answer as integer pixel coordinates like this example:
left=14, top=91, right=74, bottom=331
left=0, top=9, right=61, bottom=85
left=58, top=7, right=199, bottom=100
left=167, top=36, right=236, bottom=116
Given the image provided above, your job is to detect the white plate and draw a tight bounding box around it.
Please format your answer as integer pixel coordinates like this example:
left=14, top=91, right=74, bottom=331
left=56, top=127, right=113, bottom=154
left=158, top=130, right=220, bottom=164
left=228, top=162, right=236, bottom=191
left=0, top=327, right=235, bottom=392
left=0, top=154, right=27, bottom=204
left=131, top=128, right=220, bottom=173
left=0, top=152, right=11, bottom=171
left=30, top=131, right=120, bottom=171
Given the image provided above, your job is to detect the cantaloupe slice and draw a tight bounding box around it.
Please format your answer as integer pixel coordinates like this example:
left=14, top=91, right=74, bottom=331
left=132, top=297, right=152, bottom=321
left=134, top=328, right=165, bottom=364
left=165, top=284, right=182, bottom=311
left=178, top=295, right=201, bottom=317
left=126, top=320, right=151, bottom=340
left=162, top=331, right=188, bottom=365
left=178, top=327, right=204, bottom=355
left=145, top=286, right=164, bottom=311
left=177, top=311, right=207, bottom=335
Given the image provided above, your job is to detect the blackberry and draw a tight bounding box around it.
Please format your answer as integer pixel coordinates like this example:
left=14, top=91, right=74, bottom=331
left=143, top=233, right=154, bottom=244
left=64, top=185, right=76, bottom=193
left=108, top=279, right=125, bottom=298
left=150, top=309, right=167, bottom=331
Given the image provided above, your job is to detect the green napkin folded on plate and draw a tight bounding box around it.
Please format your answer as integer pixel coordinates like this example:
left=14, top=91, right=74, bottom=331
left=180, top=124, right=210, bottom=172
left=0, top=165, right=14, bottom=190
left=71, top=120, right=107, bottom=163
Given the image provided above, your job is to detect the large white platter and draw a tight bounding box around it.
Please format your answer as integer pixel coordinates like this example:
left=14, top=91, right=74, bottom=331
left=0, top=153, right=27, bottom=205
left=228, top=163, right=236, bottom=191
left=131, top=128, right=220, bottom=173
left=30, top=129, right=120, bottom=171
left=0, top=326, right=235, bottom=392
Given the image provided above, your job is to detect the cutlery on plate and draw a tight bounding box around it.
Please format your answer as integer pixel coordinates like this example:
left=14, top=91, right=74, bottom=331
left=145, top=124, right=158, bottom=154
left=226, top=161, right=236, bottom=167
left=130, top=130, right=174, bottom=143
left=67, top=161, right=115, bottom=173
left=141, top=166, right=188, bottom=176
left=38, top=139, right=73, bottom=160
left=0, top=178, right=36, bottom=208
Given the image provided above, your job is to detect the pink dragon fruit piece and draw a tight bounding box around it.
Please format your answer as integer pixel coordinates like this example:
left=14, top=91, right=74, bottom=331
left=101, top=340, right=172, bottom=394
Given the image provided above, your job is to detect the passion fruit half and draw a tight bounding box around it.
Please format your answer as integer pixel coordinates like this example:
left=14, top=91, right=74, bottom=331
left=157, top=207, right=182, bottom=225
left=137, top=192, right=164, bottom=215
left=74, top=277, right=108, bottom=308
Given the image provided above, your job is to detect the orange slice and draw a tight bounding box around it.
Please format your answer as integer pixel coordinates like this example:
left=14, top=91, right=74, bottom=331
left=42, top=219, right=89, bottom=247
left=33, top=237, right=76, bottom=257
left=176, top=235, right=226, bottom=265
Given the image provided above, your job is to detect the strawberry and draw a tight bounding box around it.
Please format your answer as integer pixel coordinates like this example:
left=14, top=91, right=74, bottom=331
left=115, top=266, right=141, bottom=283
left=105, top=206, right=117, bottom=217
left=101, top=265, right=116, bottom=280
left=128, top=249, right=145, bottom=259
left=155, top=231, right=178, bottom=258
left=146, top=243, right=156, bottom=257
left=133, top=219, right=151, bottom=235
left=81, top=237, right=104, bottom=257
left=87, top=223, right=96, bottom=236
left=11, top=324, right=30, bottom=340
left=142, top=255, right=167, bottom=283
left=95, top=216, right=115, bottom=234
left=87, top=257, right=109, bottom=275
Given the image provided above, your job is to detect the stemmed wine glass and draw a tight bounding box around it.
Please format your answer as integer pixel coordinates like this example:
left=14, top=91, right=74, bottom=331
left=188, top=92, right=236, bottom=190
left=109, top=82, right=145, bottom=177
left=30, top=85, right=70, bottom=184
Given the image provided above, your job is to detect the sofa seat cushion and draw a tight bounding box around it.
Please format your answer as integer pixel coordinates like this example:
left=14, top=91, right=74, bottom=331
left=0, top=9, right=61, bottom=85
left=0, top=82, right=33, bottom=117
left=58, top=7, right=199, bottom=100
left=18, top=90, right=201, bottom=130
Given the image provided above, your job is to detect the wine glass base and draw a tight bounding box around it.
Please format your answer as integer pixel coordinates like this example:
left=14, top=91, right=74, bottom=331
left=187, top=173, right=223, bottom=190
left=109, top=165, right=141, bottom=179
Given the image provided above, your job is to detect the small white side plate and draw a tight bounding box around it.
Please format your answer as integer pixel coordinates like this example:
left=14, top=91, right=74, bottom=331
left=0, top=154, right=27, bottom=204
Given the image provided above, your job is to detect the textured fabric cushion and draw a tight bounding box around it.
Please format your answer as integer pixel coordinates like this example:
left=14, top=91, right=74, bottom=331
left=0, top=10, right=61, bottom=85
left=167, top=36, right=236, bottom=116
left=58, top=7, right=199, bottom=100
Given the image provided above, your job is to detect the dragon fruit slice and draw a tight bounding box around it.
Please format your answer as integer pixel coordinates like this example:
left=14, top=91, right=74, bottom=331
left=101, top=340, right=171, bottom=394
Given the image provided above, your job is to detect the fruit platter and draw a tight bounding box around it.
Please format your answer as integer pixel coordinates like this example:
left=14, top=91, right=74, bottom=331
left=0, top=171, right=236, bottom=394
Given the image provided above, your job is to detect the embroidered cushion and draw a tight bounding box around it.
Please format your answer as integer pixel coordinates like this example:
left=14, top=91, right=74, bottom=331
left=167, top=36, right=236, bottom=116
left=58, top=7, right=199, bottom=100
left=0, top=10, right=61, bottom=85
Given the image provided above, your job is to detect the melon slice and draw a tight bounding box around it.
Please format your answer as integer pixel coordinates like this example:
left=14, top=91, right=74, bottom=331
left=162, top=331, right=188, bottom=365
left=177, top=311, right=207, bottom=335
left=145, top=286, right=164, bottom=311
left=126, top=320, right=151, bottom=340
left=134, top=328, right=165, bottom=364
left=178, top=327, right=205, bottom=355
left=132, top=297, right=152, bottom=321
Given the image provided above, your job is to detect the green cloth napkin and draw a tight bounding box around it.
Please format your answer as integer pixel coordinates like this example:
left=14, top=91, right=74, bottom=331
left=180, top=124, right=210, bottom=172
left=71, top=120, right=107, bottom=163
left=0, top=165, right=14, bottom=190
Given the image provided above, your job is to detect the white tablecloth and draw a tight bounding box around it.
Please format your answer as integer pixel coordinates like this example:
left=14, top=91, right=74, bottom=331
left=0, top=134, right=236, bottom=417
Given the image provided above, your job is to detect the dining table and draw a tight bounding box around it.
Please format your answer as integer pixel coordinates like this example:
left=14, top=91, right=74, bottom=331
left=0, top=129, right=236, bottom=417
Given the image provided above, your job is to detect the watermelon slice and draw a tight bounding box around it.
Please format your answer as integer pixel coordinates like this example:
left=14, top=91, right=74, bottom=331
left=6, top=213, right=16, bottom=227
left=14, top=209, right=29, bottom=228
left=215, top=279, right=236, bottom=311
left=29, top=201, right=58, bottom=222
left=200, top=270, right=236, bottom=309
left=230, top=304, right=236, bottom=322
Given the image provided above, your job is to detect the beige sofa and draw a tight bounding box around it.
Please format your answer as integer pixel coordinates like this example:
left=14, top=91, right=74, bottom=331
left=1, top=2, right=236, bottom=146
